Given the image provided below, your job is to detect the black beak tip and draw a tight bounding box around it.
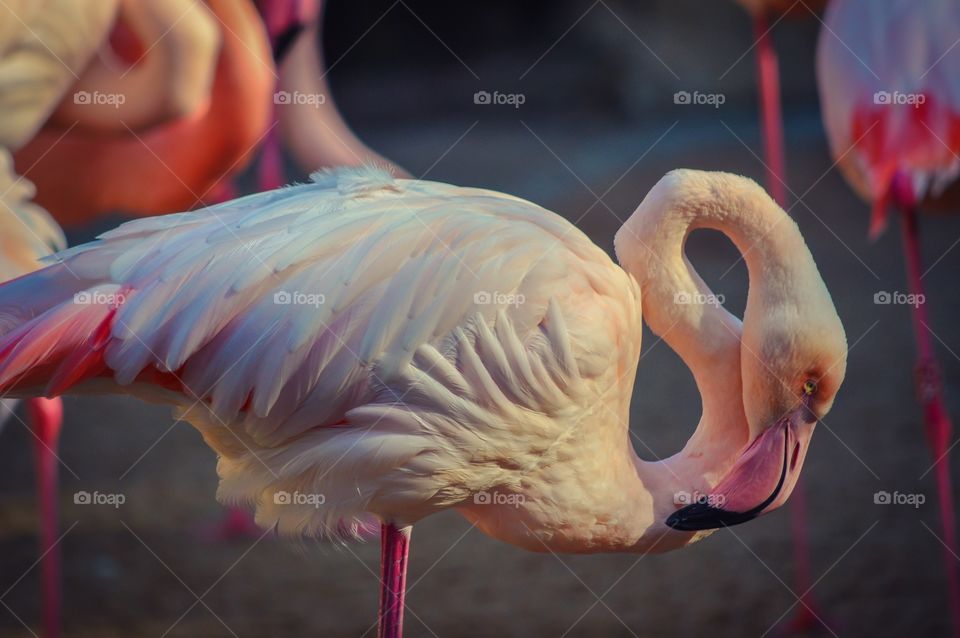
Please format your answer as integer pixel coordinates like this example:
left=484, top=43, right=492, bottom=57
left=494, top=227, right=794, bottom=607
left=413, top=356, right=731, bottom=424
left=665, top=503, right=758, bottom=531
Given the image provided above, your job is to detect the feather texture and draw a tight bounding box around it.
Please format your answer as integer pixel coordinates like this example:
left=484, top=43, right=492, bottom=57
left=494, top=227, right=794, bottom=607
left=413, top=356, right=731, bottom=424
left=0, top=167, right=641, bottom=539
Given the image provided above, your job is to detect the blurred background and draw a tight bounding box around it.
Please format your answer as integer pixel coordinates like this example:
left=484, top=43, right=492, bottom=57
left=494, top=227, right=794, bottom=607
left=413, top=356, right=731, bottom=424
left=0, top=0, right=956, bottom=636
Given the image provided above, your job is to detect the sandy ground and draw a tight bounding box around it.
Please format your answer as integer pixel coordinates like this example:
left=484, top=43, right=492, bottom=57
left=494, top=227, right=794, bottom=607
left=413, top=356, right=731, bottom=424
left=1, top=108, right=959, bottom=637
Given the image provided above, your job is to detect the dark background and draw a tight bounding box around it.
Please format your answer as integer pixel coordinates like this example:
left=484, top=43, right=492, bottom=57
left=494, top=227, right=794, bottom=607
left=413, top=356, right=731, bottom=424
left=2, top=1, right=957, bottom=636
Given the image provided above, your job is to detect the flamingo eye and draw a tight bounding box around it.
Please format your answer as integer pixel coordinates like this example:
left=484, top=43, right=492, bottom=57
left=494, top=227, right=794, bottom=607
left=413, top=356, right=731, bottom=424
left=802, top=379, right=817, bottom=396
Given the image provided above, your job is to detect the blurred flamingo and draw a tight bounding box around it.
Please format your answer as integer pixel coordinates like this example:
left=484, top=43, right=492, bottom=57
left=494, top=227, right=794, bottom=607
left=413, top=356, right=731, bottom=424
left=0, top=151, right=66, bottom=638
left=0, top=167, right=846, bottom=636
left=818, top=0, right=960, bottom=634
left=729, top=2, right=828, bottom=630
left=1, top=1, right=269, bottom=630
left=253, top=0, right=409, bottom=192
left=0, top=2, right=116, bottom=635
left=14, top=0, right=275, bottom=225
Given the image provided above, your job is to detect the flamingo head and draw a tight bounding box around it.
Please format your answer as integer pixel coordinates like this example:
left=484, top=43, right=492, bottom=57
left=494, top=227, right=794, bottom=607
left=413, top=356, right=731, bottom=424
left=659, top=174, right=848, bottom=532
left=667, top=362, right=846, bottom=532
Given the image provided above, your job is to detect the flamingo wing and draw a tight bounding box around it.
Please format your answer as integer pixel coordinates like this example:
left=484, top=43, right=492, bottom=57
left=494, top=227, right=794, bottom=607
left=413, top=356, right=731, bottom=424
left=0, top=167, right=638, bottom=537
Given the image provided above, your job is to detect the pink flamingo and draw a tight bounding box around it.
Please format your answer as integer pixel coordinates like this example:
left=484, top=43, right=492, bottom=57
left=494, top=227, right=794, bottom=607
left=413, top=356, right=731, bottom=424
left=0, top=167, right=846, bottom=636
left=0, top=151, right=66, bottom=638
left=1, top=0, right=270, bottom=629
left=14, top=0, right=275, bottom=226
left=253, top=0, right=409, bottom=192
left=817, top=0, right=960, bottom=634
left=730, top=2, right=828, bottom=629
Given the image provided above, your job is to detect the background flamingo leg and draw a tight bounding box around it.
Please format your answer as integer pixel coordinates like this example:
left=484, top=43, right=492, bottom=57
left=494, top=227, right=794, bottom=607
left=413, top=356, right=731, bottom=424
left=753, top=12, right=788, bottom=209
left=26, top=397, right=63, bottom=638
left=894, top=175, right=960, bottom=638
left=753, top=12, right=829, bottom=634
left=378, top=523, right=411, bottom=638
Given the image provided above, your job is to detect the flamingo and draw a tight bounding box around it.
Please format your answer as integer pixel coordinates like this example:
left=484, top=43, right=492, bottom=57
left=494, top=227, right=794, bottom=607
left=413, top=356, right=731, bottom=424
left=253, top=0, right=409, bottom=192
left=0, top=150, right=66, bottom=638
left=13, top=0, right=275, bottom=225
left=817, top=0, right=960, bottom=634
left=45, top=0, right=222, bottom=134
left=0, top=167, right=846, bottom=635
left=0, top=0, right=268, bottom=627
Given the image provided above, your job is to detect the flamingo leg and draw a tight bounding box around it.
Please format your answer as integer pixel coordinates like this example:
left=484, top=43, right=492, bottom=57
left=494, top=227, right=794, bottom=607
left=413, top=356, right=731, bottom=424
left=893, top=176, right=960, bottom=638
left=378, top=523, right=411, bottom=638
left=26, top=397, right=64, bottom=638
left=752, top=12, right=829, bottom=634
left=753, top=12, right=788, bottom=208
left=784, top=481, right=826, bottom=633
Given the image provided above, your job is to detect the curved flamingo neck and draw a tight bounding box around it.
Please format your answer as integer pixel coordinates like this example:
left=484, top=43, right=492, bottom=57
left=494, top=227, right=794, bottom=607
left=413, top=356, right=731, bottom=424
left=614, top=171, right=816, bottom=509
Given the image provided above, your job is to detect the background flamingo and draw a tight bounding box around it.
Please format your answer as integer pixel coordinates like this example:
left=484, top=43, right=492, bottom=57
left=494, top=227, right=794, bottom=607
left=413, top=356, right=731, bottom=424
left=0, top=1, right=272, bottom=631
left=0, top=167, right=846, bottom=636
left=0, top=2, right=115, bottom=635
left=729, top=2, right=828, bottom=629
left=817, top=0, right=960, bottom=634
left=13, top=0, right=275, bottom=225
left=0, top=151, right=66, bottom=638
left=253, top=0, right=409, bottom=192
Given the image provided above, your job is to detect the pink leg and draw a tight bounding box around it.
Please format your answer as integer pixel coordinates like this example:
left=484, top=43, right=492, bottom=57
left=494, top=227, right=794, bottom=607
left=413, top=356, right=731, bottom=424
left=27, top=397, right=63, bottom=638
left=753, top=12, right=788, bottom=209
left=752, top=12, right=829, bottom=633
left=783, top=482, right=833, bottom=634
left=378, top=523, right=411, bottom=638
left=258, top=123, right=286, bottom=191
left=893, top=174, right=960, bottom=638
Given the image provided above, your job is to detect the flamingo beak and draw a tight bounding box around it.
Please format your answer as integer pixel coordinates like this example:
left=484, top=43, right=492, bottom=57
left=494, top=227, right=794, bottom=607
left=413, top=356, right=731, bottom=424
left=665, top=405, right=815, bottom=531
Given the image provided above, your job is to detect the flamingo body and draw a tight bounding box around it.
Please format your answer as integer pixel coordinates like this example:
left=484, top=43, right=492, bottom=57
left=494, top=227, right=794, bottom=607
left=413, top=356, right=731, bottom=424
left=0, top=167, right=647, bottom=546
